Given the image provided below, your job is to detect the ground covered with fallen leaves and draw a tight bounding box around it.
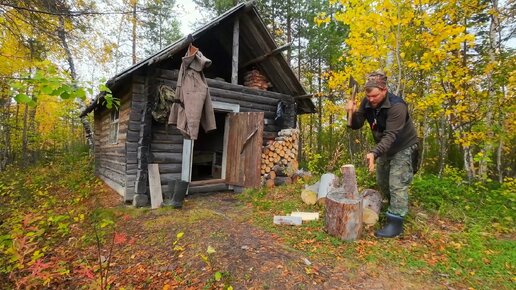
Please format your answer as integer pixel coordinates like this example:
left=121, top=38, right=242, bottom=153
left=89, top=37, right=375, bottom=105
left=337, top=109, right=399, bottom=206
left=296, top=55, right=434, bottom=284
left=0, top=154, right=514, bottom=289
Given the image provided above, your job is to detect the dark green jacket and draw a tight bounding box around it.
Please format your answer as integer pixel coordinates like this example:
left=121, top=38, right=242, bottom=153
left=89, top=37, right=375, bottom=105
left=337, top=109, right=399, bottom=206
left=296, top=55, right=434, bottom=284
left=349, top=92, right=418, bottom=157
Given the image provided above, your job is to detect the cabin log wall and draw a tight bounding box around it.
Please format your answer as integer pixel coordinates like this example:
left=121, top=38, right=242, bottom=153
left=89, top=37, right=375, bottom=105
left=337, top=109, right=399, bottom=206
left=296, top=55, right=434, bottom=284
left=156, top=68, right=295, bottom=144
left=150, top=124, right=183, bottom=194
left=93, top=86, right=132, bottom=197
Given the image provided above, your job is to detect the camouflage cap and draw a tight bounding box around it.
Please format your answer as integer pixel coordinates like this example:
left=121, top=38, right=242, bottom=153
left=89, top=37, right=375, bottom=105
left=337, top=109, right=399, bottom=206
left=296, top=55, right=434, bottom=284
left=365, top=72, right=387, bottom=89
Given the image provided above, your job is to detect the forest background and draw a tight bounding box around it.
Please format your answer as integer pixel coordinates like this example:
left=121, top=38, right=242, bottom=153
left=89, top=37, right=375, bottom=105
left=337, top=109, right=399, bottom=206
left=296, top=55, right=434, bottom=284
left=0, top=0, right=515, bottom=289
left=0, top=0, right=514, bottom=182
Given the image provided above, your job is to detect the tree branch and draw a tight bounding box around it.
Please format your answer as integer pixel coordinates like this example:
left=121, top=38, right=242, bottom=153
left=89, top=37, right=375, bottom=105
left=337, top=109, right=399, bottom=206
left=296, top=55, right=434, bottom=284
left=0, top=3, right=150, bottom=17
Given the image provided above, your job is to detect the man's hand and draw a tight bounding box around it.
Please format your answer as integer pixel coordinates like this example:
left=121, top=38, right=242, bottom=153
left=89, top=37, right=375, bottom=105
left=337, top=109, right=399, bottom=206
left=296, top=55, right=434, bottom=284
left=346, top=100, right=356, bottom=113
left=366, top=153, right=375, bottom=173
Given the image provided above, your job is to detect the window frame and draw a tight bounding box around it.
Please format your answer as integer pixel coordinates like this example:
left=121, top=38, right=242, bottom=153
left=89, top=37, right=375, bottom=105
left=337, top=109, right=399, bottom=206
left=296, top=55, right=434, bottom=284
left=109, top=109, right=120, bottom=144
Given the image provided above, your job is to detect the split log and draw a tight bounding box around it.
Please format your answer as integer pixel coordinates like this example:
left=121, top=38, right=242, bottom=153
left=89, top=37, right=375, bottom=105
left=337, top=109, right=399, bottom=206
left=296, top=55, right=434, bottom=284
left=318, top=173, right=337, bottom=200
left=273, top=216, right=302, bottom=226
left=361, top=189, right=383, bottom=226
left=291, top=212, right=319, bottom=221
left=259, top=128, right=300, bottom=182
left=362, top=189, right=382, bottom=214
left=340, top=164, right=360, bottom=199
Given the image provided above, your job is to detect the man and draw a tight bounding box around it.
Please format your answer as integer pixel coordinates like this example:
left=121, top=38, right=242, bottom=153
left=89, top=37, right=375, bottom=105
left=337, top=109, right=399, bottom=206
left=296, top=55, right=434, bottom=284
left=347, top=72, right=418, bottom=238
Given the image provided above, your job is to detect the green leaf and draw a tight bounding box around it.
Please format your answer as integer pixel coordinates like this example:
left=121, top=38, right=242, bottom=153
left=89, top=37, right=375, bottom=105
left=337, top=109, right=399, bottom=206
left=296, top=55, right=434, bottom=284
left=176, top=232, right=184, bottom=239
left=99, top=84, right=112, bottom=93
left=99, top=218, right=114, bottom=228
left=14, top=93, right=31, bottom=104
left=31, top=250, right=44, bottom=261
left=75, top=89, right=86, bottom=100
left=214, top=271, right=222, bottom=281
left=41, top=86, right=55, bottom=95
left=11, top=81, right=25, bottom=90
left=60, top=91, right=71, bottom=100
left=33, top=70, right=45, bottom=80
left=52, top=88, right=65, bottom=96
left=206, top=246, right=216, bottom=254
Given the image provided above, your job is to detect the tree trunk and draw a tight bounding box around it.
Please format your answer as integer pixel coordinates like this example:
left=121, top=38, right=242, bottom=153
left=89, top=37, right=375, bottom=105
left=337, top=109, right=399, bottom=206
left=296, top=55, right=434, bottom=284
left=132, top=1, right=138, bottom=64
left=58, top=16, right=77, bottom=80
left=437, top=114, right=448, bottom=177
left=0, top=99, right=11, bottom=170
left=57, top=12, right=95, bottom=151
left=479, top=0, right=501, bottom=178
left=286, top=0, right=292, bottom=63
left=28, top=106, right=36, bottom=162
left=464, top=146, right=475, bottom=182
left=308, top=80, right=314, bottom=152
left=317, top=56, right=322, bottom=154
left=21, top=103, right=29, bottom=167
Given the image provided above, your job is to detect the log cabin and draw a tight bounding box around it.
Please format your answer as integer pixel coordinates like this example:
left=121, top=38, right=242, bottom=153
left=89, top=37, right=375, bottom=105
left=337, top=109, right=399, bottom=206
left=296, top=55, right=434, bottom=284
left=80, top=1, right=315, bottom=205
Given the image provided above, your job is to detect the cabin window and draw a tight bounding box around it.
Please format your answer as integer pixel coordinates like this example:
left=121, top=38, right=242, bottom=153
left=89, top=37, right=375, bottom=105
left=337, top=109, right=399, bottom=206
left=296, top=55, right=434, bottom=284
left=109, top=109, right=119, bottom=144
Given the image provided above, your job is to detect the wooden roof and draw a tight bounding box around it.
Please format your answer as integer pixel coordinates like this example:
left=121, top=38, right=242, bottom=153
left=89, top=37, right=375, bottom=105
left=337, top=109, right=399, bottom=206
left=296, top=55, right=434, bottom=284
left=81, top=1, right=315, bottom=117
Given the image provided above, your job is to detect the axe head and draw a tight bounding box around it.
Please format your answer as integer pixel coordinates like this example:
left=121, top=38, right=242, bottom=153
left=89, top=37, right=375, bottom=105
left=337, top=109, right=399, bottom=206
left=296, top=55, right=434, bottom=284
left=349, top=75, right=358, bottom=89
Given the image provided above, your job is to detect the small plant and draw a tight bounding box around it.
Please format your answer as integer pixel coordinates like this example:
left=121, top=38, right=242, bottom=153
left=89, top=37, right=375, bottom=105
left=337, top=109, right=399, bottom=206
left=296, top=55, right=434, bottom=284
left=199, top=246, right=233, bottom=289
left=88, top=208, right=125, bottom=290
left=172, top=231, right=185, bottom=254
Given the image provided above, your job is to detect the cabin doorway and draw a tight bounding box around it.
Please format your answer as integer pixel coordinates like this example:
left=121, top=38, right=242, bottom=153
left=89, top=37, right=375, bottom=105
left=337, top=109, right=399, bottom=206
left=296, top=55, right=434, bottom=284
left=191, top=111, right=226, bottom=181
left=181, top=101, right=240, bottom=189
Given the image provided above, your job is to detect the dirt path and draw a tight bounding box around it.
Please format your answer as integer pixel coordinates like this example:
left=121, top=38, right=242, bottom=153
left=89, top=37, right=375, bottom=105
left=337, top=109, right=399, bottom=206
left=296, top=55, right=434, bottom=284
left=97, top=191, right=440, bottom=290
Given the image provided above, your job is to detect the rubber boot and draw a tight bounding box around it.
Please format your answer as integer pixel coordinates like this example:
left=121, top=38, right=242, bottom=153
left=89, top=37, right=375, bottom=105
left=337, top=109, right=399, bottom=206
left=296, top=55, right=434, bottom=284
left=172, top=180, right=189, bottom=209
left=163, top=180, right=177, bottom=206
left=375, top=212, right=404, bottom=238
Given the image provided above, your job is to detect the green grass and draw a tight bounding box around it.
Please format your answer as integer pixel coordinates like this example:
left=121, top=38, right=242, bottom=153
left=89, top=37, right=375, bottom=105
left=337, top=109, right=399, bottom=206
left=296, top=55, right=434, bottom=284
left=239, top=171, right=516, bottom=289
left=1, top=154, right=514, bottom=289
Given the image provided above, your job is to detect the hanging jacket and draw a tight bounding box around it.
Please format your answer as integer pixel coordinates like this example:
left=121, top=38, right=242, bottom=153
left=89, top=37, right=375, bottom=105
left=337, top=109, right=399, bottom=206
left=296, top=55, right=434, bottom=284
left=168, top=49, right=216, bottom=140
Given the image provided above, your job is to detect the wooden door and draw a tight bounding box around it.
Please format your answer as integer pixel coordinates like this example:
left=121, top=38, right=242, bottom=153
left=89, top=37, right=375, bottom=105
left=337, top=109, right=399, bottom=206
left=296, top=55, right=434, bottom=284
left=225, top=112, right=264, bottom=187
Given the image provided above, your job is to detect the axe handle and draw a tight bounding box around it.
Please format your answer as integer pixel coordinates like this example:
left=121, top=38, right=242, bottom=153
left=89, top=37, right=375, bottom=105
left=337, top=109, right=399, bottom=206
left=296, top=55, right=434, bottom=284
left=347, top=85, right=357, bottom=126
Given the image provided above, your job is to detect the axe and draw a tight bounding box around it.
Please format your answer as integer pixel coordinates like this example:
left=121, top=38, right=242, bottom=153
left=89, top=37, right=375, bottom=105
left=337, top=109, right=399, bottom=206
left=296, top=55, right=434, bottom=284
left=347, top=76, right=358, bottom=127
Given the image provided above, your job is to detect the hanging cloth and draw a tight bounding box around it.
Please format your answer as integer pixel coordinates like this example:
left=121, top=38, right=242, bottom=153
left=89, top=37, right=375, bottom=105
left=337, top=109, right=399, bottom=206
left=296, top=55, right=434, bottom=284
left=168, top=44, right=216, bottom=140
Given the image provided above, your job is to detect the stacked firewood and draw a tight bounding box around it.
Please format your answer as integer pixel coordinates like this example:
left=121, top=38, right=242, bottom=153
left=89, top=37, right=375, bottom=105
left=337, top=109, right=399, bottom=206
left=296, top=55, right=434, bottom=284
left=261, top=129, right=299, bottom=187
left=244, top=68, right=269, bottom=90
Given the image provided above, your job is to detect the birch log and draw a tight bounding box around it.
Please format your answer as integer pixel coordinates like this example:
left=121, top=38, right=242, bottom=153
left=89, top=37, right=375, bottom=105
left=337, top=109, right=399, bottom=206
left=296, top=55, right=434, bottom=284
left=361, top=189, right=383, bottom=226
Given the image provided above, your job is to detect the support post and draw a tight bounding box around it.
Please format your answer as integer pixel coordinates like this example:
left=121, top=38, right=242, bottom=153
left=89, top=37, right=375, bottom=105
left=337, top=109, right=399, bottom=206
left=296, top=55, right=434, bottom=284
left=231, top=18, right=239, bottom=85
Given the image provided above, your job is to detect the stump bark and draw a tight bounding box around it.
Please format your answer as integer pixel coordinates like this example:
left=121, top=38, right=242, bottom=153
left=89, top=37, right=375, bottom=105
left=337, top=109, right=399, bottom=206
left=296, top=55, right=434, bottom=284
left=324, top=164, right=363, bottom=240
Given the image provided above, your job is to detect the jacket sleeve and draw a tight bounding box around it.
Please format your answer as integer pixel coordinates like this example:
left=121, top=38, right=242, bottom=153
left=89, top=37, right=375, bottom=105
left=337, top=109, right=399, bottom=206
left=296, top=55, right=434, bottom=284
left=371, top=103, right=407, bottom=157
left=348, top=98, right=367, bottom=129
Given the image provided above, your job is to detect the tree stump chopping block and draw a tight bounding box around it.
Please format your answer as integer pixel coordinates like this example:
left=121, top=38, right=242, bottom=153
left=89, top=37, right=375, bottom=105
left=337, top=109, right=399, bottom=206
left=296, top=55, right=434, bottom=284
left=324, top=164, right=363, bottom=240
left=324, top=190, right=363, bottom=241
